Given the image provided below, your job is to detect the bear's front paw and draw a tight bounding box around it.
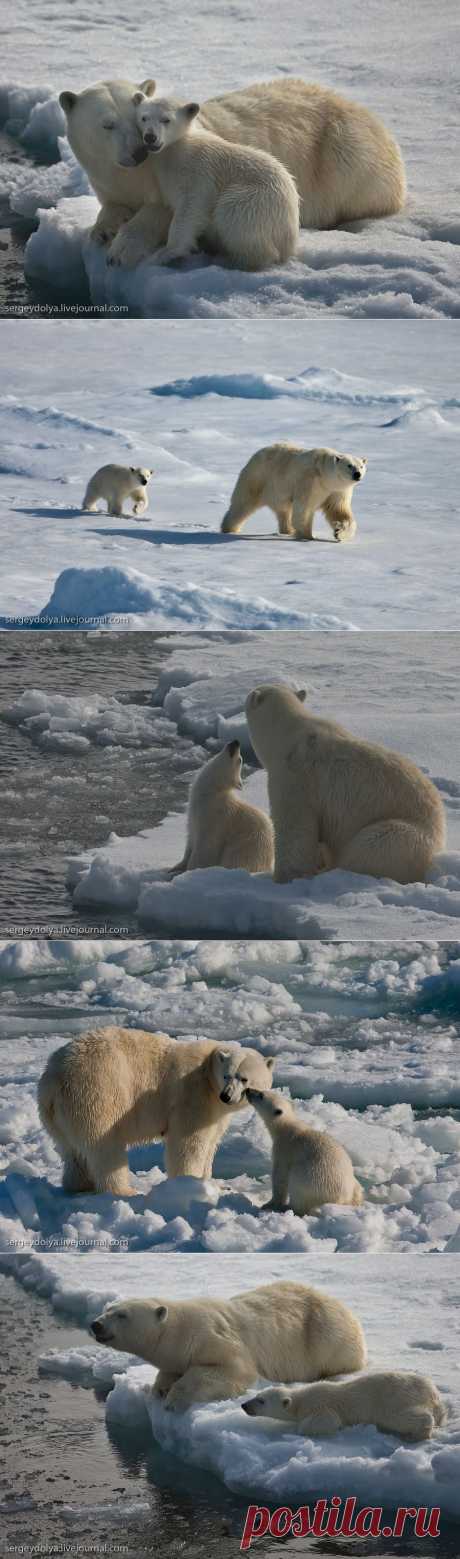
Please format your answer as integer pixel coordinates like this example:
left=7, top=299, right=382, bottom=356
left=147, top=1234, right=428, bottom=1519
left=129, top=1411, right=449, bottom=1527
left=334, top=522, right=357, bottom=543
left=152, top=246, right=193, bottom=267
left=107, top=227, right=154, bottom=269
left=91, top=206, right=133, bottom=247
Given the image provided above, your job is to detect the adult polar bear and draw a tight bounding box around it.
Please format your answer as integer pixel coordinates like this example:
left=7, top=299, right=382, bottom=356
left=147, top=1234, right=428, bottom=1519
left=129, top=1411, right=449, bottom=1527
left=246, top=685, right=446, bottom=885
left=59, top=78, right=406, bottom=269
left=90, top=1281, right=367, bottom=1409
left=38, top=1028, right=274, bottom=1193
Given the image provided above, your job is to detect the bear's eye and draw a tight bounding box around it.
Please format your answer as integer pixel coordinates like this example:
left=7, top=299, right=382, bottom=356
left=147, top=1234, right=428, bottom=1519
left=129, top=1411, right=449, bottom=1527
left=103, top=121, right=116, bottom=131
left=162, top=115, right=171, bottom=125
left=240, top=1076, right=247, bottom=1084
left=274, top=1107, right=283, bottom=1116
left=115, top=1310, right=128, bottom=1320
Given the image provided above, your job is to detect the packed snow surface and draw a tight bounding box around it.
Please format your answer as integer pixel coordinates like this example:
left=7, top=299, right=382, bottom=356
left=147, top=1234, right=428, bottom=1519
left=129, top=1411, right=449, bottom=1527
left=1, top=937, right=459, bottom=1255
left=2, top=1248, right=460, bottom=1521
left=1, top=0, right=459, bottom=315
left=1, top=320, right=459, bottom=629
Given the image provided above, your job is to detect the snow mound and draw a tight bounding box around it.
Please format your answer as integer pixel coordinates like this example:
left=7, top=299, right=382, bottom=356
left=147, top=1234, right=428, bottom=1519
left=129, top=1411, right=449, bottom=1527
left=1, top=688, right=179, bottom=754
left=151, top=368, right=421, bottom=407
left=0, top=84, right=65, bottom=156
left=31, top=566, right=355, bottom=631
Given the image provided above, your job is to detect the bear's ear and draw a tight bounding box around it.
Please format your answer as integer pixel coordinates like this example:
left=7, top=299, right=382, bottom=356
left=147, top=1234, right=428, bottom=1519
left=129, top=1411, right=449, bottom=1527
left=156, top=1304, right=168, bottom=1323
left=282, top=1397, right=291, bottom=1408
left=59, top=90, right=78, bottom=114
left=218, top=1048, right=232, bottom=1061
left=138, top=78, right=156, bottom=97
left=132, top=91, right=145, bottom=106
left=250, top=687, right=266, bottom=707
left=296, top=688, right=307, bottom=703
left=184, top=102, right=200, bottom=118
left=265, top=1057, right=275, bottom=1070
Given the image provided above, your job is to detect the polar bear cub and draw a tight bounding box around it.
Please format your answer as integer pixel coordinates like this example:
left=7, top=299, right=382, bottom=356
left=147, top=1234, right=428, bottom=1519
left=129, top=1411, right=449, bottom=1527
left=221, top=446, right=367, bottom=540
left=172, top=739, right=274, bottom=875
left=242, top=1372, right=447, bottom=1442
left=246, top=684, right=446, bottom=885
left=38, top=1028, right=274, bottom=1193
left=247, top=1088, right=363, bottom=1214
left=132, top=92, right=300, bottom=270
left=83, top=464, right=153, bottom=518
left=90, top=1280, right=367, bottom=1410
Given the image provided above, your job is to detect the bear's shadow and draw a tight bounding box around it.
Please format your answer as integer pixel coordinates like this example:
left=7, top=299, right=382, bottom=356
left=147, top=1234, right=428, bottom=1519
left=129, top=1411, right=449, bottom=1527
left=92, top=527, right=334, bottom=546
left=14, top=506, right=85, bottom=520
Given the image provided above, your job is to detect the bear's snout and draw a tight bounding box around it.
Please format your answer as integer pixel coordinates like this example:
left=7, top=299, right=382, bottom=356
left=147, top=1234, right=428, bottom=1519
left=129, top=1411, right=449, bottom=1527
left=220, top=1087, right=233, bottom=1103
left=143, top=131, right=160, bottom=149
left=90, top=1318, right=106, bottom=1340
left=242, top=1400, right=257, bottom=1415
left=352, top=468, right=362, bottom=481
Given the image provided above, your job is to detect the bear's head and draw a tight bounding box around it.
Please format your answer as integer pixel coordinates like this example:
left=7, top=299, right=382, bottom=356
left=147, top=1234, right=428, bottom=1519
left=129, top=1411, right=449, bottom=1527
left=90, top=1298, right=168, bottom=1357
left=246, top=684, right=307, bottom=767
left=242, top=1387, right=294, bottom=1420
left=245, top=1086, right=293, bottom=1131
left=132, top=92, right=200, bottom=153
left=209, top=1046, right=274, bottom=1108
left=193, top=740, right=243, bottom=799
left=130, top=466, right=153, bottom=485
left=59, top=79, right=158, bottom=171
left=319, top=450, right=367, bottom=491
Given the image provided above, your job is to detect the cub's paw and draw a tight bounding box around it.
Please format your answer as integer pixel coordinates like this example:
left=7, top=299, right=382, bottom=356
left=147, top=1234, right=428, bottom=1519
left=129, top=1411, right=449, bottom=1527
left=152, top=246, right=195, bottom=267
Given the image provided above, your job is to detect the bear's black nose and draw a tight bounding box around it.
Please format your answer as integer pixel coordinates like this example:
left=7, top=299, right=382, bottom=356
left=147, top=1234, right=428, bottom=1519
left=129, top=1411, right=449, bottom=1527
left=242, top=1401, right=256, bottom=1415
left=141, top=476, right=148, bottom=484
left=91, top=1319, right=104, bottom=1339
left=220, top=1088, right=233, bottom=1103
left=352, top=468, right=361, bottom=480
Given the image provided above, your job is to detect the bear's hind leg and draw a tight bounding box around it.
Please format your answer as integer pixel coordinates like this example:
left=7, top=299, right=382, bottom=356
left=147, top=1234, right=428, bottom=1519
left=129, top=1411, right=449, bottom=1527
left=337, top=820, right=434, bottom=884
left=221, top=498, right=260, bottom=535
left=107, top=503, right=124, bottom=518
left=85, top=1148, right=134, bottom=1196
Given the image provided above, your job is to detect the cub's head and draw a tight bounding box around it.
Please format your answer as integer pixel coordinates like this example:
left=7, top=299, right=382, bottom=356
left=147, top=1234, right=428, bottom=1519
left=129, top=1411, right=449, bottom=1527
left=320, top=451, right=367, bottom=490
left=245, top=1087, right=292, bottom=1126
left=131, top=466, right=153, bottom=485
left=246, top=684, right=307, bottom=765
left=90, top=1298, right=168, bottom=1356
left=132, top=92, right=200, bottom=152
left=59, top=79, right=157, bottom=170
left=242, top=1387, right=293, bottom=1421
left=209, top=1046, right=274, bottom=1108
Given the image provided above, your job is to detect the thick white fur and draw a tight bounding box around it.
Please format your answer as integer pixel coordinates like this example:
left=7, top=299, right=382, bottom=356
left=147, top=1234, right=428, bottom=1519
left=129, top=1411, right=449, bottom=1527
left=172, top=740, right=274, bottom=875
left=82, top=464, right=153, bottom=518
left=58, top=78, right=406, bottom=268
left=246, top=684, right=446, bottom=885
left=89, top=1280, right=367, bottom=1410
left=133, top=93, right=299, bottom=269
left=38, top=1028, right=274, bottom=1193
left=243, top=1372, right=447, bottom=1441
left=247, top=1088, right=363, bottom=1213
left=221, top=446, right=367, bottom=540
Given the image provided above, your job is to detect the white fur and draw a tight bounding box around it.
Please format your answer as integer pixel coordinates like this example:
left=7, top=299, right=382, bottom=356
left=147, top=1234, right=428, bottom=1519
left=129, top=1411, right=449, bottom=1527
left=246, top=684, right=446, bottom=885
left=172, top=740, right=274, bottom=875
left=243, top=1372, right=447, bottom=1441
left=247, top=1088, right=363, bottom=1213
left=38, top=1028, right=274, bottom=1193
left=82, top=464, right=153, bottom=518
left=58, top=78, right=406, bottom=269
left=89, top=1280, right=367, bottom=1410
left=132, top=92, right=299, bottom=270
left=221, top=446, right=367, bottom=540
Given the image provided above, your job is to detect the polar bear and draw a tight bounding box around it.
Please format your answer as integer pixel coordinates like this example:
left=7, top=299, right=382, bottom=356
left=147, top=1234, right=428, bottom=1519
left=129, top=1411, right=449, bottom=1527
left=38, top=1028, right=274, bottom=1193
left=90, top=1280, right=367, bottom=1410
left=246, top=684, right=446, bottom=885
left=58, top=78, right=406, bottom=268
left=172, top=740, right=274, bottom=875
left=82, top=464, right=153, bottom=518
left=246, top=1088, right=363, bottom=1213
left=221, top=447, right=367, bottom=540
left=242, top=1372, right=447, bottom=1442
left=132, top=92, right=299, bottom=270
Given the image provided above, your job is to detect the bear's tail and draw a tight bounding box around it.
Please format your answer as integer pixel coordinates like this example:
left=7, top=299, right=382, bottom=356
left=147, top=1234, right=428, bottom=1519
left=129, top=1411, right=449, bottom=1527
left=37, top=1064, right=57, bottom=1132
left=352, top=1178, right=364, bottom=1206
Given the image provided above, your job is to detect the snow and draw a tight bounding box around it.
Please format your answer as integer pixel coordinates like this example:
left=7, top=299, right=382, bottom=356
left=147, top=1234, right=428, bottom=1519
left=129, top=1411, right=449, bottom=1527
left=49, top=630, right=460, bottom=940
left=1, top=0, right=459, bottom=316
left=3, top=1247, right=460, bottom=1521
left=1, top=937, right=459, bottom=1255
left=1, top=320, right=459, bottom=630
